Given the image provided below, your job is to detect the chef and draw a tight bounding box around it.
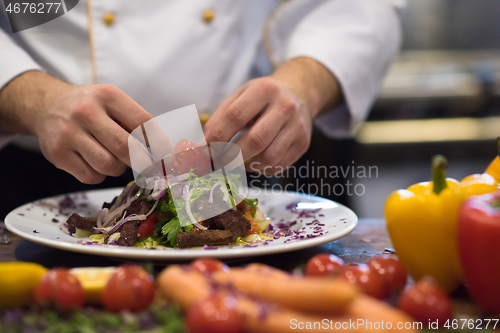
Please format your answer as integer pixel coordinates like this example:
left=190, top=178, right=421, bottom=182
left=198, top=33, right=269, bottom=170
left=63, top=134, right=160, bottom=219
left=0, top=0, right=403, bottom=185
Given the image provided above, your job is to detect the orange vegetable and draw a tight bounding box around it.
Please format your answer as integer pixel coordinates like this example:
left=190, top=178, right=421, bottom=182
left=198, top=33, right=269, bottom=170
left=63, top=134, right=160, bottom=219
left=485, top=138, right=500, bottom=182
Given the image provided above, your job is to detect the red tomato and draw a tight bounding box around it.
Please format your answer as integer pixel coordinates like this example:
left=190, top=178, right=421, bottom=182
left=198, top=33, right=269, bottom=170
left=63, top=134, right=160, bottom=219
left=367, top=256, right=407, bottom=297
left=305, top=254, right=344, bottom=277
left=138, top=212, right=158, bottom=241
left=186, top=294, right=241, bottom=333
left=101, top=265, right=155, bottom=313
left=172, top=139, right=211, bottom=176
left=244, top=213, right=261, bottom=235
left=34, top=268, right=85, bottom=312
left=398, top=278, right=453, bottom=328
left=190, top=258, right=230, bottom=275
left=340, top=264, right=385, bottom=299
left=236, top=201, right=247, bottom=214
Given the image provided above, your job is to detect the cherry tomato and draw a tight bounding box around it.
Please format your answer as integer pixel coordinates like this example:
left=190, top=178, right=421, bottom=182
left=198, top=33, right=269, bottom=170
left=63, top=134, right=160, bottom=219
left=190, top=258, right=230, bottom=275
left=305, top=254, right=344, bottom=277
left=172, top=139, right=211, bottom=176
left=34, top=268, right=85, bottom=312
left=186, top=294, right=242, bottom=333
left=244, top=213, right=261, bottom=235
left=236, top=201, right=247, bottom=214
left=340, top=264, right=385, bottom=299
left=398, top=278, right=453, bottom=328
left=138, top=212, right=158, bottom=241
left=367, top=256, right=407, bottom=297
left=101, top=265, right=155, bottom=313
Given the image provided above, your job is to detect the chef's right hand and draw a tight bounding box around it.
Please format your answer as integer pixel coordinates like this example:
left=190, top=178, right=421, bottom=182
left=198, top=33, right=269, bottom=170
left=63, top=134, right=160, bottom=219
left=0, top=71, right=153, bottom=184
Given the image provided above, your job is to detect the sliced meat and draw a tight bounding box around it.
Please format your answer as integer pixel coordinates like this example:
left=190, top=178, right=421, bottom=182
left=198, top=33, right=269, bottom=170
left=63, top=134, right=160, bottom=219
left=115, top=199, right=152, bottom=246
left=67, top=213, right=96, bottom=234
left=102, top=196, right=117, bottom=209
left=212, top=209, right=251, bottom=239
left=125, top=199, right=152, bottom=217
left=191, top=192, right=229, bottom=221
left=118, top=221, right=139, bottom=246
left=176, top=229, right=234, bottom=248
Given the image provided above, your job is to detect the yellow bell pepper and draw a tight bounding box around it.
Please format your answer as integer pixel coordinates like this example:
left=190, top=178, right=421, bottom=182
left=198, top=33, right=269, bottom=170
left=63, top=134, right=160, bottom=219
left=385, top=155, right=498, bottom=292
left=485, top=137, right=500, bottom=182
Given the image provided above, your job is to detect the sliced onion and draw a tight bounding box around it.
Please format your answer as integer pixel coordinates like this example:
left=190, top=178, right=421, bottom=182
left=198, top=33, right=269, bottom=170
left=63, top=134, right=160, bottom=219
left=96, top=208, right=108, bottom=228
left=183, top=181, right=207, bottom=230
left=101, top=213, right=146, bottom=235
left=219, top=184, right=230, bottom=202
left=102, top=189, right=142, bottom=227
left=109, top=182, right=136, bottom=212
left=123, top=183, right=139, bottom=205
left=146, top=199, right=159, bottom=217
left=208, top=183, right=222, bottom=204
left=150, top=188, right=166, bottom=201
left=95, top=199, right=158, bottom=235
left=147, top=178, right=167, bottom=201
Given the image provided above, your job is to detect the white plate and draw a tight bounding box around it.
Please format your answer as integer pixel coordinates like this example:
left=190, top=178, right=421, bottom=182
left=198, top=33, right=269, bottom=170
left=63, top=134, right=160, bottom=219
left=5, top=188, right=357, bottom=260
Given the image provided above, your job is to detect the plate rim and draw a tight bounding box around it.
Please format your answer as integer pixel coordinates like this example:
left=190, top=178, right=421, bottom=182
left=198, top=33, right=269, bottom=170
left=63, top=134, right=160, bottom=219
left=5, top=188, right=358, bottom=259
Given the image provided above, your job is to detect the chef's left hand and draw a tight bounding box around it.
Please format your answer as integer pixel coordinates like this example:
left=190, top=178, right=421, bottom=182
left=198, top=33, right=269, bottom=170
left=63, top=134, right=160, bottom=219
left=204, top=57, right=342, bottom=175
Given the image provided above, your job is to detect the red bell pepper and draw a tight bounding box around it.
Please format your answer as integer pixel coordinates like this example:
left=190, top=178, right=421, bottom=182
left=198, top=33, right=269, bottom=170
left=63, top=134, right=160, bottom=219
left=458, top=191, right=500, bottom=314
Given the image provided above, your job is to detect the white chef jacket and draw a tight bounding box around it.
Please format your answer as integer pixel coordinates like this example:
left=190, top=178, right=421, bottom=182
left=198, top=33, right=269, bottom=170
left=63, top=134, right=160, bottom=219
left=0, top=0, right=404, bottom=150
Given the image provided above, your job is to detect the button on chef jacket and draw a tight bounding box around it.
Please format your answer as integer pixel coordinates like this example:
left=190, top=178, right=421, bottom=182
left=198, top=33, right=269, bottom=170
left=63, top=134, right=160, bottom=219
left=0, top=0, right=404, bottom=149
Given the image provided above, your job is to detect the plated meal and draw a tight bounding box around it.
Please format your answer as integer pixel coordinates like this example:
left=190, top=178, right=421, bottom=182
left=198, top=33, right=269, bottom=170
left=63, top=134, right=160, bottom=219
left=5, top=188, right=357, bottom=260
left=66, top=170, right=268, bottom=249
left=5, top=138, right=357, bottom=259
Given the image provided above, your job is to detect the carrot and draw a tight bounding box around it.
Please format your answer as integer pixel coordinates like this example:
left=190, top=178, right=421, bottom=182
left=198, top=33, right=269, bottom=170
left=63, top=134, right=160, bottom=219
left=158, top=265, right=418, bottom=332
left=212, top=264, right=357, bottom=313
left=157, top=266, right=210, bottom=311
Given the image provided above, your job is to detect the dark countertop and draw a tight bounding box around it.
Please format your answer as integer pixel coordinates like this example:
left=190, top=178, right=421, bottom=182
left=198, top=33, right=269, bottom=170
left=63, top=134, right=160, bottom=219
left=0, top=219, right=392, bottom=269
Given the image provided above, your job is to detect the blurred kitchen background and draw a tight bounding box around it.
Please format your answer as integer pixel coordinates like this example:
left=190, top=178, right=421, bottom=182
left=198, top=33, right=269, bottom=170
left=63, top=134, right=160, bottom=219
left=282, top=0, right=500, bottom=217
left=1, top=0, right=498, bottom=220
left=349, top=0, right=500, bottom=217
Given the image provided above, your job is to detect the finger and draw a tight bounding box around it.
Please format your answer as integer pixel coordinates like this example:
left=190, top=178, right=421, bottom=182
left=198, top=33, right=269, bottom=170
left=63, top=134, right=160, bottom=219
left=98, top=85, right=153, bottom=132
left=204, top=84, right=246, bottom=137
left=95, top=86, right=173, bottom=170
left=261, top=139, right=309, bottom=176
left=72, top=132, right=127, bottom=177
left=58, top=151, right=107, bottom=184
left=244, top=120, right=294, bottom=172
left=90, top=114, right=132, bottom=166
left=205, top=83, right=274, bottom=144
left=235, top=103, right=288, bottom=161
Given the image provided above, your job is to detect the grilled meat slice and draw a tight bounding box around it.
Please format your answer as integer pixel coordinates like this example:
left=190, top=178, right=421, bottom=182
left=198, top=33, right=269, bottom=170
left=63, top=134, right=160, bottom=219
left=191, top=191, right=229, bottom=221
left=118, top=221, right=139, bottom=246
left=212, top=209, right=251, bottom=239
left=114, top=199, right=152, bottom=246
left=67, top=213, right=96, bottom=234
left=125, top=199, right=152, bottom=217
left=176, top=209, right=251, bottom=248
left=176, top=229, right=234, bottom=248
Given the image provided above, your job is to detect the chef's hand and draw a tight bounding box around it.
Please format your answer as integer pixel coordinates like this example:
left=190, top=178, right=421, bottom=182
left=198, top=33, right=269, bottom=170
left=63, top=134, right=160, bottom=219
left=0, top=71, right=153, bottom=184
left=204, top=57, right=343, bottom=175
